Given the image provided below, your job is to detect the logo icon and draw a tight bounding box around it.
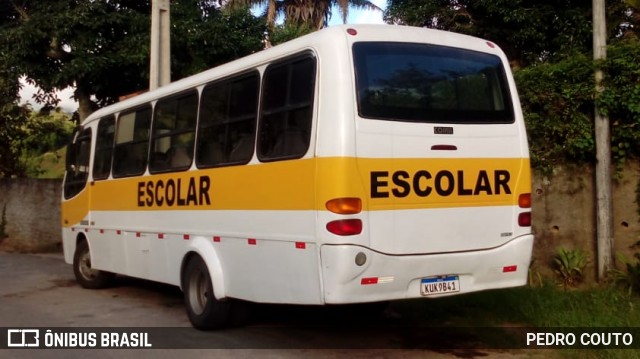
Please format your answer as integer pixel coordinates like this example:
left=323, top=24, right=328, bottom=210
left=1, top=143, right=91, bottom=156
left=7, top=329, right=40, bottom=347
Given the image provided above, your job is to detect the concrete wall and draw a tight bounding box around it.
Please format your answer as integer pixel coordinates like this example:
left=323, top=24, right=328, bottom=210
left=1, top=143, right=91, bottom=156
left=0, top=179, right=62, bottom=252
left=531, top=162, right=640, bottom=281
left=1, top=163, right=639, bottom=281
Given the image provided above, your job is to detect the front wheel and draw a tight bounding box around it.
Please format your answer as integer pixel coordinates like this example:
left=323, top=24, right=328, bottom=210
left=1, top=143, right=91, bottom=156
left=73, top=239, right=114, bottom=289
left=183, top=255, right=231, bottom=330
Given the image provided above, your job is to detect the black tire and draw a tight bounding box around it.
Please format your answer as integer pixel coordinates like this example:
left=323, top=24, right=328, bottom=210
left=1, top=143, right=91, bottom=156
left=183, top=255, right=231, bottom=330
left=73, top=239, right=115, bottom=289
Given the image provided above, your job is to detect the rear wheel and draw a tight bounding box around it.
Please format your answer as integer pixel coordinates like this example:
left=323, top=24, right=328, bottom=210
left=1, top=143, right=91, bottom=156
left=73, top=239, right=114, bottom=289
left=183, top=255, right=231, bottom=330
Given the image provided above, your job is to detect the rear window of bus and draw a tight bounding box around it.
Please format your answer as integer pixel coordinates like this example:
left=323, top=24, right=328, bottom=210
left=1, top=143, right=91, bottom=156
left=353, top=42, right=514, bottom=124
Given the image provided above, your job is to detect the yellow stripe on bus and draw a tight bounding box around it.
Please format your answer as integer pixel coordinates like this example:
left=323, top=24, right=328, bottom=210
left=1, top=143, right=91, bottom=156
left=62, top=157, right=530, bottom=227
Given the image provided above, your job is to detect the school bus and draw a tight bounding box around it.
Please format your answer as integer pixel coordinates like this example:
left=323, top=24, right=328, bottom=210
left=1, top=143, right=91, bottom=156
left=62, top=24, right=533, bottom=329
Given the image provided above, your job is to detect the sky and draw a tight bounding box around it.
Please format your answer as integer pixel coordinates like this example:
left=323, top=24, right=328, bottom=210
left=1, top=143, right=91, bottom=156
left=329, top=0, right=386, bottom=26
left=19, top=0, right=386, bottom=113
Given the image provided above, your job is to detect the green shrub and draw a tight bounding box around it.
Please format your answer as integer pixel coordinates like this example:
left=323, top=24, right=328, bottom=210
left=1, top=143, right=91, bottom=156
left=553, top=247, right=587, bottom=289
left=514, top=39, right=640, bottom=172
left=611, top=241, right=640, bottom=296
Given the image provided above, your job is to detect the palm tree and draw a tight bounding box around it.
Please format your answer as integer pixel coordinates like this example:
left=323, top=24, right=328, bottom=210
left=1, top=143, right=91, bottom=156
left=226, top=0, right=381, bottom=30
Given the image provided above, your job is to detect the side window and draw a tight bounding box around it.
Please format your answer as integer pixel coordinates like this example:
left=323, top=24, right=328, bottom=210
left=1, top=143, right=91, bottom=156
left=112, top=106, right=152, bottom=178
left=149, top=91, right=198, bottom=173
left=63, top=127, right=92, bottom=199
left=92, top=115, right=115, bottom=180
left=258, top=54, right=316, bottom=161
left=196, top=72, right=259, bottom=168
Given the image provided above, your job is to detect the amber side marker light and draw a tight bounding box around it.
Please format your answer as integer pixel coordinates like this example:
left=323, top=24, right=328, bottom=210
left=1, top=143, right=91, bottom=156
left=326, top=197, right=362, bottom=215
left=518, top=193, right=532, bottom=208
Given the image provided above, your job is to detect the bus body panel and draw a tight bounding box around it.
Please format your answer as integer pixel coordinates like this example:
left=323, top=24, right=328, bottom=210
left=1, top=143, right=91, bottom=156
left=320, top=234, right=534, bottom=303
left=314, top=25, right=532, bottom=299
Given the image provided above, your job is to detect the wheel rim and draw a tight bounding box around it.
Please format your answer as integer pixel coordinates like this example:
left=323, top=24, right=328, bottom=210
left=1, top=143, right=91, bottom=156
left=188, top=268, right=209, bottom=315
left=79, top=249, right=99, bottom=281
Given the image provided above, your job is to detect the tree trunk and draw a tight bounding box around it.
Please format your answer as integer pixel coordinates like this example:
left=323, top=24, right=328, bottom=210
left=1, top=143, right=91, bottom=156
left=74, top=85, right=93, bottom=124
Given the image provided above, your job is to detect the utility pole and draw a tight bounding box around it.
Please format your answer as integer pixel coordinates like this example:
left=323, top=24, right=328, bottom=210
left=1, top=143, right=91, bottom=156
left=150, top=0, right=171, bottom=90
left=592, top=0, right=614, bottom=280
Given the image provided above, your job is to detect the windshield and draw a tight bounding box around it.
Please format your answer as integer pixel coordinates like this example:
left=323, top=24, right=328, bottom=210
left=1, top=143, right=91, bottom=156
left=353, top=42, right=514, bottom=124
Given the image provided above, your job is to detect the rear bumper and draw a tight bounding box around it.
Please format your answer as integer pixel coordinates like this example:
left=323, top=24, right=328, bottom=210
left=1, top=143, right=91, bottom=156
left=320, top=234, right=534, bottom=304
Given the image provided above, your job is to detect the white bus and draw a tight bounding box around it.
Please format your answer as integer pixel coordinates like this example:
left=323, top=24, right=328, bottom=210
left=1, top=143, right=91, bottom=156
left=62, top=24, right=533, bottom=329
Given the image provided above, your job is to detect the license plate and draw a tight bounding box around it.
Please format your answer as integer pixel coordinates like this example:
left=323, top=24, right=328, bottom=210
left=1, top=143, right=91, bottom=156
left=420, top=275, right=460, bottom=296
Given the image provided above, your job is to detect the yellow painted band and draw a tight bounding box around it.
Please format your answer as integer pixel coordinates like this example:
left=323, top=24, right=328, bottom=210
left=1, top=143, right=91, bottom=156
left=62, top=157, right=530, bottom=227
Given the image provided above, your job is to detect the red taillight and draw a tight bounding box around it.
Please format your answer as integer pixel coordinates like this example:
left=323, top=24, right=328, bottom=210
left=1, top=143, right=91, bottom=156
left=518, top=212, right=531, bottom=227
left=327, top=219, right=362, bottom=236
left=347, top=28, right=358, bottom=36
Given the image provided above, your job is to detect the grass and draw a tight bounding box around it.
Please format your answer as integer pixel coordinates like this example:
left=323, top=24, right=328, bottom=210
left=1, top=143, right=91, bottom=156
left=394, top=284, right=638, bottom=327
left=390, top=284, right=639, bottom=358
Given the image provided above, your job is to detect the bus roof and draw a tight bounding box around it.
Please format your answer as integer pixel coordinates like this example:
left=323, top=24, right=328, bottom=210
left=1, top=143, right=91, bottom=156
left=82, top=24, right=506, bottom=126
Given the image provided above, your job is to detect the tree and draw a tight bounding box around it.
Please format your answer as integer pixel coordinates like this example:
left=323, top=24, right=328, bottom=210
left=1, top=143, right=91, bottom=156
left=0, top=0, right=265, bottom=122
left=0, top=104, right=28, bottom=178
left=384, top=0, right=638, bottom=67
left=1, top=0, right=150, bottom=121
left=0, top=38, right=28, bottom=177
left=227, top=0, right=381, bottom=31
left=625, top=0, right=640, bottom=38
left=170, top=1, right=266, bottom=78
